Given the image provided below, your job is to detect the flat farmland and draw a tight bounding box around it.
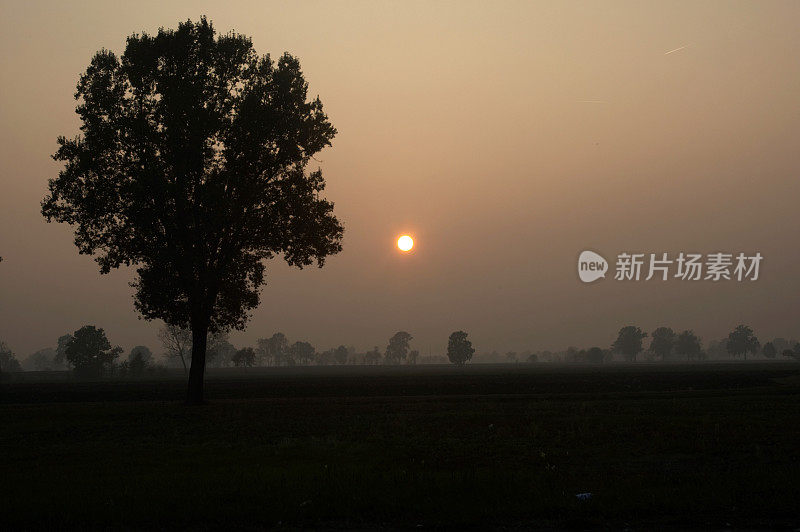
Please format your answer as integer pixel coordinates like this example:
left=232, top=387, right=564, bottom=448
left=2, top=363, right=799, bottom=529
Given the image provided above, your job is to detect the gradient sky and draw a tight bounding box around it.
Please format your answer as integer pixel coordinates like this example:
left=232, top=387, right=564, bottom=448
left=1, top=1, right=799, bottom=358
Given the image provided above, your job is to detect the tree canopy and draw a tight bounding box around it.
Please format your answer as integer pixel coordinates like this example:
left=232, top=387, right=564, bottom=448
left=649, top=327, right=676, bottom=361
left=675, top=330, right=703, bottom=361
left=41, top=18, right=343, bottom=402
left=447, top=331, right=474, bottom=365
left=64, top=325, right=122, bottom=377
left=385, top=331, right=412, bottom=364
left=611, top=326, right=647, bottom=362
left=726, top=325, right=759, bottom=360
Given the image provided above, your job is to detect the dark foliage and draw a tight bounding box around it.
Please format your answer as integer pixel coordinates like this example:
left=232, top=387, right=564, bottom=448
left=64, top=325, right=122, bottom=378
left=447, top=330, right=474, bottom=365
left=41, top=18, right=343, bottom=402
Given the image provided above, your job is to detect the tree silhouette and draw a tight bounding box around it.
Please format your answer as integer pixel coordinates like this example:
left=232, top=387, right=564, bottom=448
left=726, top=325, right=759, bottom=360
left=447, top=331, right=474, bottom=366
left=289, top=341, right=315, bottom=366
left=64, top=326, right=121, bottom=378
left=24, top=348, right=59, bottom=371
left=385, top=332, right=412, bottom=364
left=128, top=345, right=153, bottom=375
left=365, top=347, right=381, bottom=365
left=675, top=330, right=703, bottom=361
left=207, top=333, right=236, bottom=368
left=333, top=345, right=349, bottom=365
left=41, top=19, right=342, bottom=403
left=232, top=347, right=256, bottom=367
left=0, top=341, right=22, bottom=374
left=783, top=343, right=800, bottom=361
left=611, top=326, right=647, bottom=362
left=53, top=334, right=73, bottom=367
left=260, top=333, right=290, bottom=366
left=650, top=327, right=676, bottom=361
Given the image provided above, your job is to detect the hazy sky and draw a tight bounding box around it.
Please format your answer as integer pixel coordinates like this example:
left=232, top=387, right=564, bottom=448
left=1, top=1, right=799, bottom=358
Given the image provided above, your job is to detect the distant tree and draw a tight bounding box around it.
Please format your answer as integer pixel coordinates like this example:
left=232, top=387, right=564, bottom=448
left=255, top=338, right=272, bottom=366
left=526, top=353, right=539, bottom=363
left=762, top=342, right=777, bottom=359
left=649, top=327, right=676, bottom=361
left=612, top=326, right=647, bottom=362
left=289, top=341, right=315, bottom=366
left=675, top=330, right=703, bottom=361
left=447, top=331, right=474, bottom=366
left=705, top=339, right=727, bottom=360
left=505, top=351, right=518, bottom=363
left=772, top=338, right=790, bottom=355
left=23, top=348, right=60, bottom=371
left=232, top=347, right=256, bottom=367
left=333, top=345, right=349, bottom=365
left=0, top=341, right=22, bottom=374
left=64, top=326, right=121, bottom=378
left=315, top=349, right=334, bottom=365
left=128, top=345, right=153, bottom=375
left=207, top=333, right=236, bottom=368
left=260, top=333, right=291, bottom=366
left=726, top=325, right=759, bottom=360
left=41, top=19, right=343, bottom=404
left=365, top=347, right=382, bottom=365
left=158, top=325, right=192, bottom=374
left=408, top=349, right=420, bottom=365
left=128, top=346, right=153, bottom=376
left=586, top=347, right=605, bottom=363
left=564, top=346, right=580, bottom=363
left=385, top=331, right=413, bottom=365
left=783, top=344, right=800, bottom=361
left=53, top=334, right=73, bottom=367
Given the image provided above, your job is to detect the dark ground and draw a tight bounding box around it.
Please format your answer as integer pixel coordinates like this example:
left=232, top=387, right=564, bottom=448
left=2, top=362, right=800, bottom=530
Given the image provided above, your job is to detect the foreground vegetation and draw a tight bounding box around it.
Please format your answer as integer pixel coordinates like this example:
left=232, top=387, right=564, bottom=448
left=2, top=363, right=799, bottom=529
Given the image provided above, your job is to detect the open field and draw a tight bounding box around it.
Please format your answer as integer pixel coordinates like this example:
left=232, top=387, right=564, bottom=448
left=2, top=362, right=800, bottom=529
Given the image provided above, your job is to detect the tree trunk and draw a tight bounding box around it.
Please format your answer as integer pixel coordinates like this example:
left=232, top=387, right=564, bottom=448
left=186, top=320, right=208, bottom=405
left=179, top=351, right=188, bottom=375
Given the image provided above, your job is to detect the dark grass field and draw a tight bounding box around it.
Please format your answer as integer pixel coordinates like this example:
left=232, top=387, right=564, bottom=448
left=2, top=363, right=800, bottom=529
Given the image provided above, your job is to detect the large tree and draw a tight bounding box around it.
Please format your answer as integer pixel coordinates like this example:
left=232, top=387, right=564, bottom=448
left=41, top=19, right=343, bottom=403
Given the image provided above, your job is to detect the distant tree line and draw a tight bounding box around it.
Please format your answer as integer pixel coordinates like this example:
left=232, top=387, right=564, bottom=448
left=2, top=323, right=799, bottom=379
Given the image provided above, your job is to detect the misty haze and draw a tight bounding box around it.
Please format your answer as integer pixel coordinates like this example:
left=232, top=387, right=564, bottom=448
left=1, top=1, right=799, bottom=529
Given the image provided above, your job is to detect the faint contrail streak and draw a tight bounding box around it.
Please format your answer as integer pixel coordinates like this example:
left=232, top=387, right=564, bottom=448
left=664, top=44, right=689, bottom=55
